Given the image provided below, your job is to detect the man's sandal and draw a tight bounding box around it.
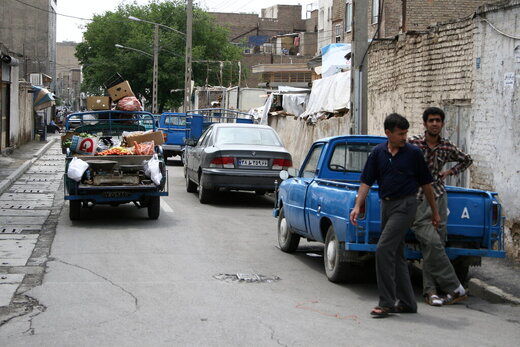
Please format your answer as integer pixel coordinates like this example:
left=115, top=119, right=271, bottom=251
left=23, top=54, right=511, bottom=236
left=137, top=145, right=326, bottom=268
left=443, top=292, right=468, bottom=305
left=370, top=306, right=392, bottom=318
left=424, top=293, right=443, bottom=306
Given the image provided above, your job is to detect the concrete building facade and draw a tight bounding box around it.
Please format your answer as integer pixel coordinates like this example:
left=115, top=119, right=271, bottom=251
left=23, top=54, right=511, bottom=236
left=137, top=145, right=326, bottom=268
left=210, top=5, right=316, bottom=88
left=56, top=42, right=82, bottom=110
left=0, top=0, right=57, bottom=87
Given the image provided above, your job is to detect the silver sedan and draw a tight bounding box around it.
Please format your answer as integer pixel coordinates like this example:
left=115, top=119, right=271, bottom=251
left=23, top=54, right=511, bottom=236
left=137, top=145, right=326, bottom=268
left=184, top=123, right=292, bottom=203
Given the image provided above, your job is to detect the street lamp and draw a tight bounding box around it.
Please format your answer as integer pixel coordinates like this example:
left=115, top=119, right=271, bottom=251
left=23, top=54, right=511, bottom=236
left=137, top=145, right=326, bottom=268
left=127, top=15, right=190, bottom=113
left=114, top=44, right=153, bottom=58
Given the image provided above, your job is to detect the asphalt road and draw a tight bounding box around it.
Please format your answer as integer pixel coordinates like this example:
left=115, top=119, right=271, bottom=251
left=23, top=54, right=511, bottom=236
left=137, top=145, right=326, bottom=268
left=1, top=161, right=519, bottom=346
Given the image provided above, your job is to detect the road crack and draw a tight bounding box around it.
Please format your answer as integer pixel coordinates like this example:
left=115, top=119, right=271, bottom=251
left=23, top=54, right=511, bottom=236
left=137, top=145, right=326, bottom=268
left=265, top=324, right=287, bottom=347
left=53, top=258, right=139, bottom=312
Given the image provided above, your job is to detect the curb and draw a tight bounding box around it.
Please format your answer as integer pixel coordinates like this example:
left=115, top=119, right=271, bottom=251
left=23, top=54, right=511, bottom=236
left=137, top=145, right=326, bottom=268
left=469, top=278, right=520, bottom=305
left=0, top=137, right=58, bottom=195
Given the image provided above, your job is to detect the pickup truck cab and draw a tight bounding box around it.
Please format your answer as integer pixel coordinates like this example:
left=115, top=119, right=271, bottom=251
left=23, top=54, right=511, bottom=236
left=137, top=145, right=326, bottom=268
left=274, top=135, right=505, bottom=283
left=158, top=113, right=187, bottom=159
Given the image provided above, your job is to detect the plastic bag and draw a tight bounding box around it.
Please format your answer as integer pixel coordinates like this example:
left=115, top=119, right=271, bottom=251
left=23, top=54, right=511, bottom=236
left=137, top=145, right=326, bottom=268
left=133, top=141, right=155, bottom=155
left=116, top=96, right=143, bottom=111
left=67, top=157, right=89, bottom=182
left=70, top=135, right=97, bottom=155
left=144, top=154, right=162, bottom=186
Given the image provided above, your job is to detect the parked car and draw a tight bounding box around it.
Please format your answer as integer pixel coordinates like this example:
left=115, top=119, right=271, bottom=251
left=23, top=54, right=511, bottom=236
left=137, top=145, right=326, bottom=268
left=273, top=135, right=505, bottom=283
left=184, top=123, right=292, bottom=203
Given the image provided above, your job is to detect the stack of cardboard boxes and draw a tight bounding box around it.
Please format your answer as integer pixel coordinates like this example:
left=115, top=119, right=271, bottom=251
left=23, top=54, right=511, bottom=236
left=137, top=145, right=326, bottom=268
left=86, top=80, right=135, bottom=111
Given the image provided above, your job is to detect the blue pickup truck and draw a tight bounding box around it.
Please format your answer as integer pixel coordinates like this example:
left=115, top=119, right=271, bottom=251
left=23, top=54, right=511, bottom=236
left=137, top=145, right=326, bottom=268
left=157, top=112, right=187, bottom=160
left=274, top=135, right=505, bottom=283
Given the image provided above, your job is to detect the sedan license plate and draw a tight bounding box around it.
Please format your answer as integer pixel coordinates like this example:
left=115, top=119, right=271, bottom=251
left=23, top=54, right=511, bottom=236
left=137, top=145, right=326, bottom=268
left=238, top=159, right=268, bottom=167
left=102, top=191, right=131, bottom=198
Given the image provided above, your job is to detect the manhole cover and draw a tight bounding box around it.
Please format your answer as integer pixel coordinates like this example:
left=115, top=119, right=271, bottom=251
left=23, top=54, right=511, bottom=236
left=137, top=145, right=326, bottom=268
left=213, top=273, right=281, bottom=283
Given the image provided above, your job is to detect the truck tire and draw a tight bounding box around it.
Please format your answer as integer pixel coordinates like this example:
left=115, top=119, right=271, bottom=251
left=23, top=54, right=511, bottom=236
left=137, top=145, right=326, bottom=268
left=324, top=226, right=356, bottom=283
left=198, top=174, right=213, bottom=204
left=69, top=200, right=81, bottom=220
left=147, top=196, right=160, bottom=220
left=163, top=150, right=172, bottom=159
left=277, top=207, right=300, bottom=252
left=186, top=174, right=197, bottom=193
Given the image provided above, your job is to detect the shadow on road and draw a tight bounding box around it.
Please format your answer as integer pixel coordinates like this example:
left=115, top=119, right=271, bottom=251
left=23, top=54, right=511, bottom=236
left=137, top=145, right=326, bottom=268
left=66, top=203, right=177, bottom=229
left=197, top=191, right=274, bottom=209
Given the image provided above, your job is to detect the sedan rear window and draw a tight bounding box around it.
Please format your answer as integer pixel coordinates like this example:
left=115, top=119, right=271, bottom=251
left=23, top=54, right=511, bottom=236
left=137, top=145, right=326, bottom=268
left=215, top=127, right=282, bottom=146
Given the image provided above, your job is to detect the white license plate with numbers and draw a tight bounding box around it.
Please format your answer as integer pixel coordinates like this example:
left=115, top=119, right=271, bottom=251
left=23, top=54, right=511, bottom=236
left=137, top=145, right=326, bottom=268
left=238, top=159, right=268, bottom=167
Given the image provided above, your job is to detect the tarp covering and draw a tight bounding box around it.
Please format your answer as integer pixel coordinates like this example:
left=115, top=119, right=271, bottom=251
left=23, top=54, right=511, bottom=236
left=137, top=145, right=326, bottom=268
left=321, top=43, right=351, bottom=78
left=32, top=86, right=56, bottom=111
left=299, top=71, right=351, bottom=123
left=282, top=94, right=307, bottom=117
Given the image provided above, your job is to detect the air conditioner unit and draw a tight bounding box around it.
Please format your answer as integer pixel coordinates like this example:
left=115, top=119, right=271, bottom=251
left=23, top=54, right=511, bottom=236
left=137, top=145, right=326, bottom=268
left=30, top=73, right=43, bottom=86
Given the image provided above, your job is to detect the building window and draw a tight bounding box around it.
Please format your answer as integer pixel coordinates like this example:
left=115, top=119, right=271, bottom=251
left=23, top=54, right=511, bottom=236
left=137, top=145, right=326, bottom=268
left=372, top=0, right=380, bottom=24
left=335, top=24, right=342, bottom=37
left=345, top=1, right=352, bottom=32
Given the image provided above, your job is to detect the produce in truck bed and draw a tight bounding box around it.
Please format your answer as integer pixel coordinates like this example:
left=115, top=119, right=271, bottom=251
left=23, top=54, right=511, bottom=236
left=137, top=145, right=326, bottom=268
left=95, top=147, right=133, bottom=156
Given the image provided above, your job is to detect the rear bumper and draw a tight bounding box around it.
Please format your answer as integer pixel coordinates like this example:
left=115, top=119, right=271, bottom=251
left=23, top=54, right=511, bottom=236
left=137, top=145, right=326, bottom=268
left=162, top=144, right=182, bottom=152
left=202, top=168, right=280, bottom=191
left=344, top=243, right=506, bottom=259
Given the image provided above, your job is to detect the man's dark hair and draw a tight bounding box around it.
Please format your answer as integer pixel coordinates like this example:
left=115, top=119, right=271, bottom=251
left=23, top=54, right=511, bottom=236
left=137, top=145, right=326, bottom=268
left=384, top=113, right=409, bottom=132
left=422, top=107, right=445, bottom=123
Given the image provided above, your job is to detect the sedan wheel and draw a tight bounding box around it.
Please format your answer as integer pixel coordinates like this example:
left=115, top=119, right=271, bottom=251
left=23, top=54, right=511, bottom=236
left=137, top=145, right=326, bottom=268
left=198, top=174, right=213, bottom=204
left=277, top=207, right=300, bottom=252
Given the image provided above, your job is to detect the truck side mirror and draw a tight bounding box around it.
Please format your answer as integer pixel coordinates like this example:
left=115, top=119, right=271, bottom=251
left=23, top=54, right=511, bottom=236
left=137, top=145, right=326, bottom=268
left=288, top=167, right=298, bottom=177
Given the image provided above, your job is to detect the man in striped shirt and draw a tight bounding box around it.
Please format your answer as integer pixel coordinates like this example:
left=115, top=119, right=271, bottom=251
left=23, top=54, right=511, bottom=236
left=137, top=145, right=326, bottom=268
left=409, top=107, right=473, bottom=306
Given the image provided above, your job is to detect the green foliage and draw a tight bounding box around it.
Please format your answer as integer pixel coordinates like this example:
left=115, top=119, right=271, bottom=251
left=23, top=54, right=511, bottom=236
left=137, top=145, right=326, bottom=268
left=76, top=0, right=242, bottom=111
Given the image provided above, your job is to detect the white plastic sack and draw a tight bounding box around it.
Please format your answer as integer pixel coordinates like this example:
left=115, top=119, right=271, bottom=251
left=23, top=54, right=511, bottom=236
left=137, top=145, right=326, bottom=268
left=67, top=157, right=89, bottom=182
left=144, top=154, right=163, bottom=186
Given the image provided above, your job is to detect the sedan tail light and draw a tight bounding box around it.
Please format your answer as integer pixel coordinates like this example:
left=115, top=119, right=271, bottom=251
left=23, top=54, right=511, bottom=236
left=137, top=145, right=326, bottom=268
left=272, top=158, right=293, bottom=170
left=210, top=157, right=235, bottom=168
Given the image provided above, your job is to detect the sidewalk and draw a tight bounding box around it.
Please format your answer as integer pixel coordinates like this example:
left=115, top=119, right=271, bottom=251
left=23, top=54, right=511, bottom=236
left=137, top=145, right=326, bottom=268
left=468, top=257, right=520, bottom=304
left=0, top=135, right=60, bottom=195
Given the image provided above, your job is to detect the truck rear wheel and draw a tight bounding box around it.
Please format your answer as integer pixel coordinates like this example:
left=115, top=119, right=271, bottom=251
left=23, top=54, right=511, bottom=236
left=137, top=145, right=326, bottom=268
left=277, top=207, right=300, bottom=252
left=324, top=226, right=357, bottom=283
left=69, top=200, right=81, bottom=220
left=147, top=196, right=160, bottom=220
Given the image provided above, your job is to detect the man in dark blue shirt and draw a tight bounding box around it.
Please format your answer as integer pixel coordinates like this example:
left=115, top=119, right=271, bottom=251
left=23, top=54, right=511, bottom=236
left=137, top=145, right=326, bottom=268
left=350, top=113, right=440, bottom=318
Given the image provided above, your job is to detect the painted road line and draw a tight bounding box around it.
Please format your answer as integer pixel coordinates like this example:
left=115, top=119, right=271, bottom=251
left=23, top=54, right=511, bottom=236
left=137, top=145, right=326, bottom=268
left=161, top=199, right=173, bottom=213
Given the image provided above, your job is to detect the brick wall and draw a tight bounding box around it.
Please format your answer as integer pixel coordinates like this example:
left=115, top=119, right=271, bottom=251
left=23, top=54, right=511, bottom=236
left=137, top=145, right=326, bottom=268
left=367, top=18, right=474, bottom=135
left=406, top=0, right=489, bottom=31
left=471, top=2, right=520, bottom=259
left=367, top=1, right=520, bottom=260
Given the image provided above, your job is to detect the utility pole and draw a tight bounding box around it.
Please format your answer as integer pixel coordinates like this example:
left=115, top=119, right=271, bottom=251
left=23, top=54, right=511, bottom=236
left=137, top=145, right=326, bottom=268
left=153, top=24, right=159, bottom=114
left=350, top=0, right=368, bottom=134
left=183, top=0, right=193, bottom=112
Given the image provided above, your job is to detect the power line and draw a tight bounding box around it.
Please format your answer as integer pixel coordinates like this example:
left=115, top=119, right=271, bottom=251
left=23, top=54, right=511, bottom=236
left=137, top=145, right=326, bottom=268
left=11, top=0, right=93, bottom=21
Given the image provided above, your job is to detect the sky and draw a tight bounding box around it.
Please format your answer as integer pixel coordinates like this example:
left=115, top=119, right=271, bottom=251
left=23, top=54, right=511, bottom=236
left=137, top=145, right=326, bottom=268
left=57, top=0, right=317, bottom=42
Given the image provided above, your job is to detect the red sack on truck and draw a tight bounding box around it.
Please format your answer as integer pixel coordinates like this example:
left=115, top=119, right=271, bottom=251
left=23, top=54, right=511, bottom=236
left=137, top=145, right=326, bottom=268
left=116, top=96, right=143, bottom=111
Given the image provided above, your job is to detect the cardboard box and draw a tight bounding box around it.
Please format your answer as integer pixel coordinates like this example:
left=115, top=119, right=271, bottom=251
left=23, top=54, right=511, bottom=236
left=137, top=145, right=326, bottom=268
left=123, top=131, right=164, bottom=146
left=86, top=96, right=111, bottom=110
left=107, top=80, right=135, bottom=101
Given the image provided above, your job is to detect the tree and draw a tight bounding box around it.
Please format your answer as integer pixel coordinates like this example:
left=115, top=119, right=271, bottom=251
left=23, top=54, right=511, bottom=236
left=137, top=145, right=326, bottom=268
left=76, top=0, right=242, bottom=111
